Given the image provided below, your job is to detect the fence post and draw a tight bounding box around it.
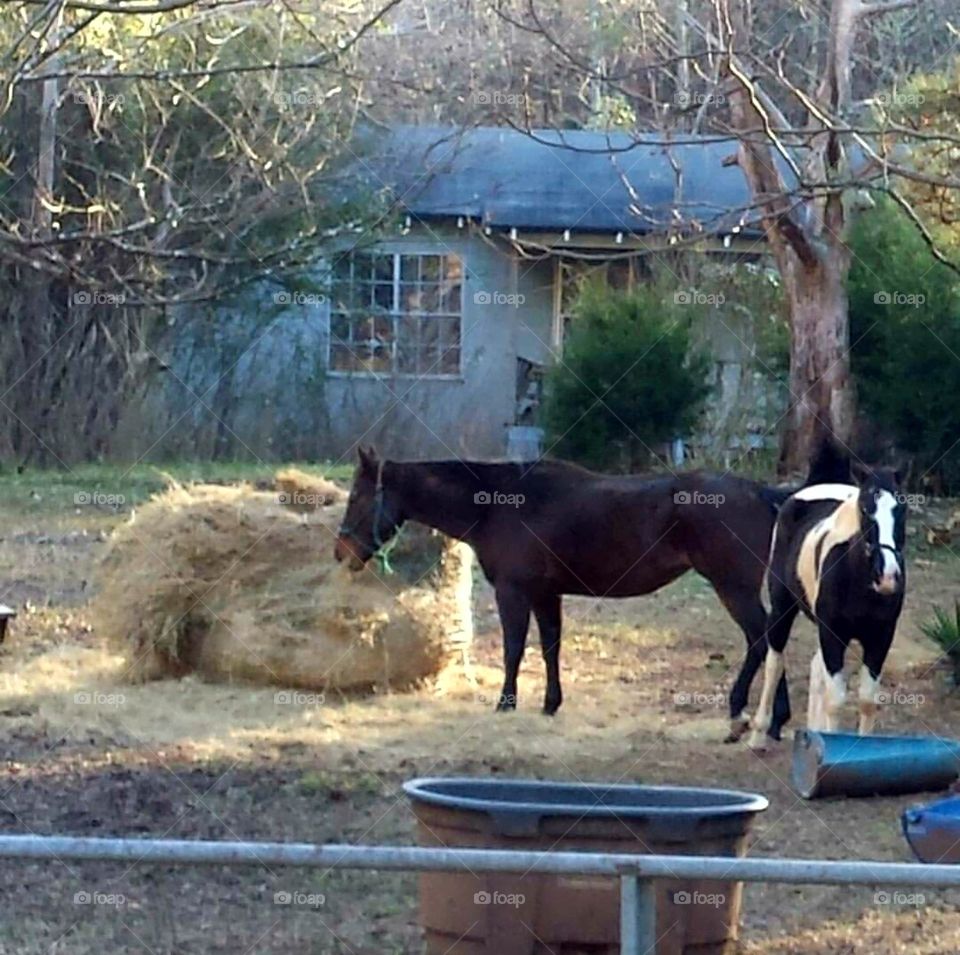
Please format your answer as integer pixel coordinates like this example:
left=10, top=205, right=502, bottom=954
left=620, top=873, right=657, bottom=955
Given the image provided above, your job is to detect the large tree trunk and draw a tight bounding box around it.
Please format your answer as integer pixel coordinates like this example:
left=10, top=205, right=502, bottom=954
left=779, top=243, right=855, bottom=473
left=717, top=0, right=913, bottom=475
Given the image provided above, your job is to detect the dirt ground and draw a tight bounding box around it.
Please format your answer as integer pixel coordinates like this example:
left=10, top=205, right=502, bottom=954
left=1, top=481, right=959, bottom=953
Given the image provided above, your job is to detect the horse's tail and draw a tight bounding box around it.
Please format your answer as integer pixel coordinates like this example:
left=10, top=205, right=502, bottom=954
left=804, top=432, right=851, bottom=487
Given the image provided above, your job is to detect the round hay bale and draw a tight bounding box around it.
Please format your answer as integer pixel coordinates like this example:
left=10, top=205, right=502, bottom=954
left=93, top=482, right=473, bottom=692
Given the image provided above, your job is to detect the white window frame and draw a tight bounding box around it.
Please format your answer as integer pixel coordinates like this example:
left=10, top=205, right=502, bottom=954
left=326, top=249, right=464, bottom=380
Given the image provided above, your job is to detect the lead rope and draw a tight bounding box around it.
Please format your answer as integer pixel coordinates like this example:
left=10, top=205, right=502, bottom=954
left=372, top=460, right=401, bottom=576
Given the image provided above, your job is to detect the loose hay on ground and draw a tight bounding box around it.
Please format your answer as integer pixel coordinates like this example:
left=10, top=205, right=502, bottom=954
left=92, top=481, right=473, bottom=693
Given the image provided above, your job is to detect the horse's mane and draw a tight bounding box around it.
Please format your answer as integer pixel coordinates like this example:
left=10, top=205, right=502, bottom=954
left=406, top=457, right=598, bottom=495
left=404, top=458, right=775, bottom=497
left=805, top=433, right=852, bottom=487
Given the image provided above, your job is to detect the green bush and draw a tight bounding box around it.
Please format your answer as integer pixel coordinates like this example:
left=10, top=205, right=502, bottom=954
left=849, top=199, right=960, bottom=490
left=920, top=602, right=960, bottom=686
left=542, top=281, right=711, bottom=471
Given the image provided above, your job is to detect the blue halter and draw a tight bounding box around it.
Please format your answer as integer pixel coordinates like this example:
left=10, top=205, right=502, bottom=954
left=340, top=461, right=400, bottom=574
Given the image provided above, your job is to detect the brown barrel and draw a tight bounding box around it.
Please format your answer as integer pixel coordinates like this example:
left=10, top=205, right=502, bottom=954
left=404, top=778, right=768, bottom=955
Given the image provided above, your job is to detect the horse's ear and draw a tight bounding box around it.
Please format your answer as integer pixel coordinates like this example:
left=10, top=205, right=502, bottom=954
left=357, top=445, right=379, bottom=475
left=894, top=458, right=912, bottom=489
left=850, top=459, right=872, bottom=486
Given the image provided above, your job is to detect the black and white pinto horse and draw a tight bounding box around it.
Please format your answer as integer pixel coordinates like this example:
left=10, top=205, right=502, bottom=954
left=748, top=443, right=906, bottom=748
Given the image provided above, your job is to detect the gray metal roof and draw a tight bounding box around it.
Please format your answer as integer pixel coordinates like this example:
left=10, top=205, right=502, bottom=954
left=359, top=125, right=776, bottom=238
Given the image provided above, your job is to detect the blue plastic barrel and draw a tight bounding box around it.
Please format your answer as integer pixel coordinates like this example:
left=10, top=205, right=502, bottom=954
left=793, top=730, right=960, bottom=799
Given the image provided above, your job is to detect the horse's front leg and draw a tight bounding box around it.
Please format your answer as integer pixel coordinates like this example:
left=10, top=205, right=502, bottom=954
left=820, top=628, right=848, bottom=733
left=858, top=626, right=896, bottom=734
left=494, top=583, right=531, bottom=711
left=532, top=593, right=562, bottom=715
left=807, top=648, right=827, bottom=731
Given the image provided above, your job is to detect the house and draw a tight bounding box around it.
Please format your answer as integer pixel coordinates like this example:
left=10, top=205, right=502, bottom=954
left=121, top=126, right=782, bottom=463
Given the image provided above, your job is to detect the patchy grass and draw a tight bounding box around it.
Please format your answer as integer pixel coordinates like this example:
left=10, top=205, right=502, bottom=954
left=0, top=460, right=354, bottom=530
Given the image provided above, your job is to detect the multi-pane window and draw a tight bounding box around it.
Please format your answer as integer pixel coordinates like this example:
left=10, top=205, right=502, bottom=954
left=329, top=251, right=463, bottom=376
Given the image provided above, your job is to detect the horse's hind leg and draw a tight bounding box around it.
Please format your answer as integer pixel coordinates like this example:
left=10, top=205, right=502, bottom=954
left=747, top=596, right=799, bottom=749
left=495, top=584, right=532, bottom=712
left=714, top=584, right=790, bottom=742
left=727, top=634, right=765, bottom=742
left=532, top=593, right=562, bottom=715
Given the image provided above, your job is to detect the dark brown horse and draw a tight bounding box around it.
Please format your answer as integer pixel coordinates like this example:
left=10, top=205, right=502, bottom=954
left=334, top=448, right=791, bottom=740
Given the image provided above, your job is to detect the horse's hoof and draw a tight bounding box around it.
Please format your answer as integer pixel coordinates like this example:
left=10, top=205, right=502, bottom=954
left=724, top=716, right=751, bottom=743
left=542, top=704, right=561, bottom=716
left=495, top=701, right=516, bottom=713
left=746, top=731, right=770, bottom=752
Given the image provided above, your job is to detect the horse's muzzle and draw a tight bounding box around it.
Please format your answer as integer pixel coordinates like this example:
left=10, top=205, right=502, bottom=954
left=872, top=572, right=902, bottom=596
left=334, top=535, right=367, bottom=570
left=872, top=547, right=903, bottom=596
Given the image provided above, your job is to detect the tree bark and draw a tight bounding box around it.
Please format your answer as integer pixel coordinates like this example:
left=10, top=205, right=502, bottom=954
left=718, top=0, right=878, bottom=474
left=778, top=241, right=855, bottom=474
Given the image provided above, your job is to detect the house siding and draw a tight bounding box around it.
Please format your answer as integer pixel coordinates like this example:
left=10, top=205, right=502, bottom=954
left=115, top=227, right=529, bottom=461
left=112, top=224, right=779, bottom=465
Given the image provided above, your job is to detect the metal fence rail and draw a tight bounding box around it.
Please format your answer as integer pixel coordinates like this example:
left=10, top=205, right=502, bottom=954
left=3, top=835, right=960, bottom=954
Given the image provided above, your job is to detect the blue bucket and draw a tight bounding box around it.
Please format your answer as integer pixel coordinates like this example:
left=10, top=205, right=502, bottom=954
left=792, top=730, right=960, bottom=799
left=903, top=796, right=960, bottom=863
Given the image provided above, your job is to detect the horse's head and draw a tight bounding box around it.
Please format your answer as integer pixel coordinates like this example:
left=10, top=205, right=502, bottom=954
left=851, top=460, right=907, bottom=596
left=334, top=446, right=404, bottom=570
